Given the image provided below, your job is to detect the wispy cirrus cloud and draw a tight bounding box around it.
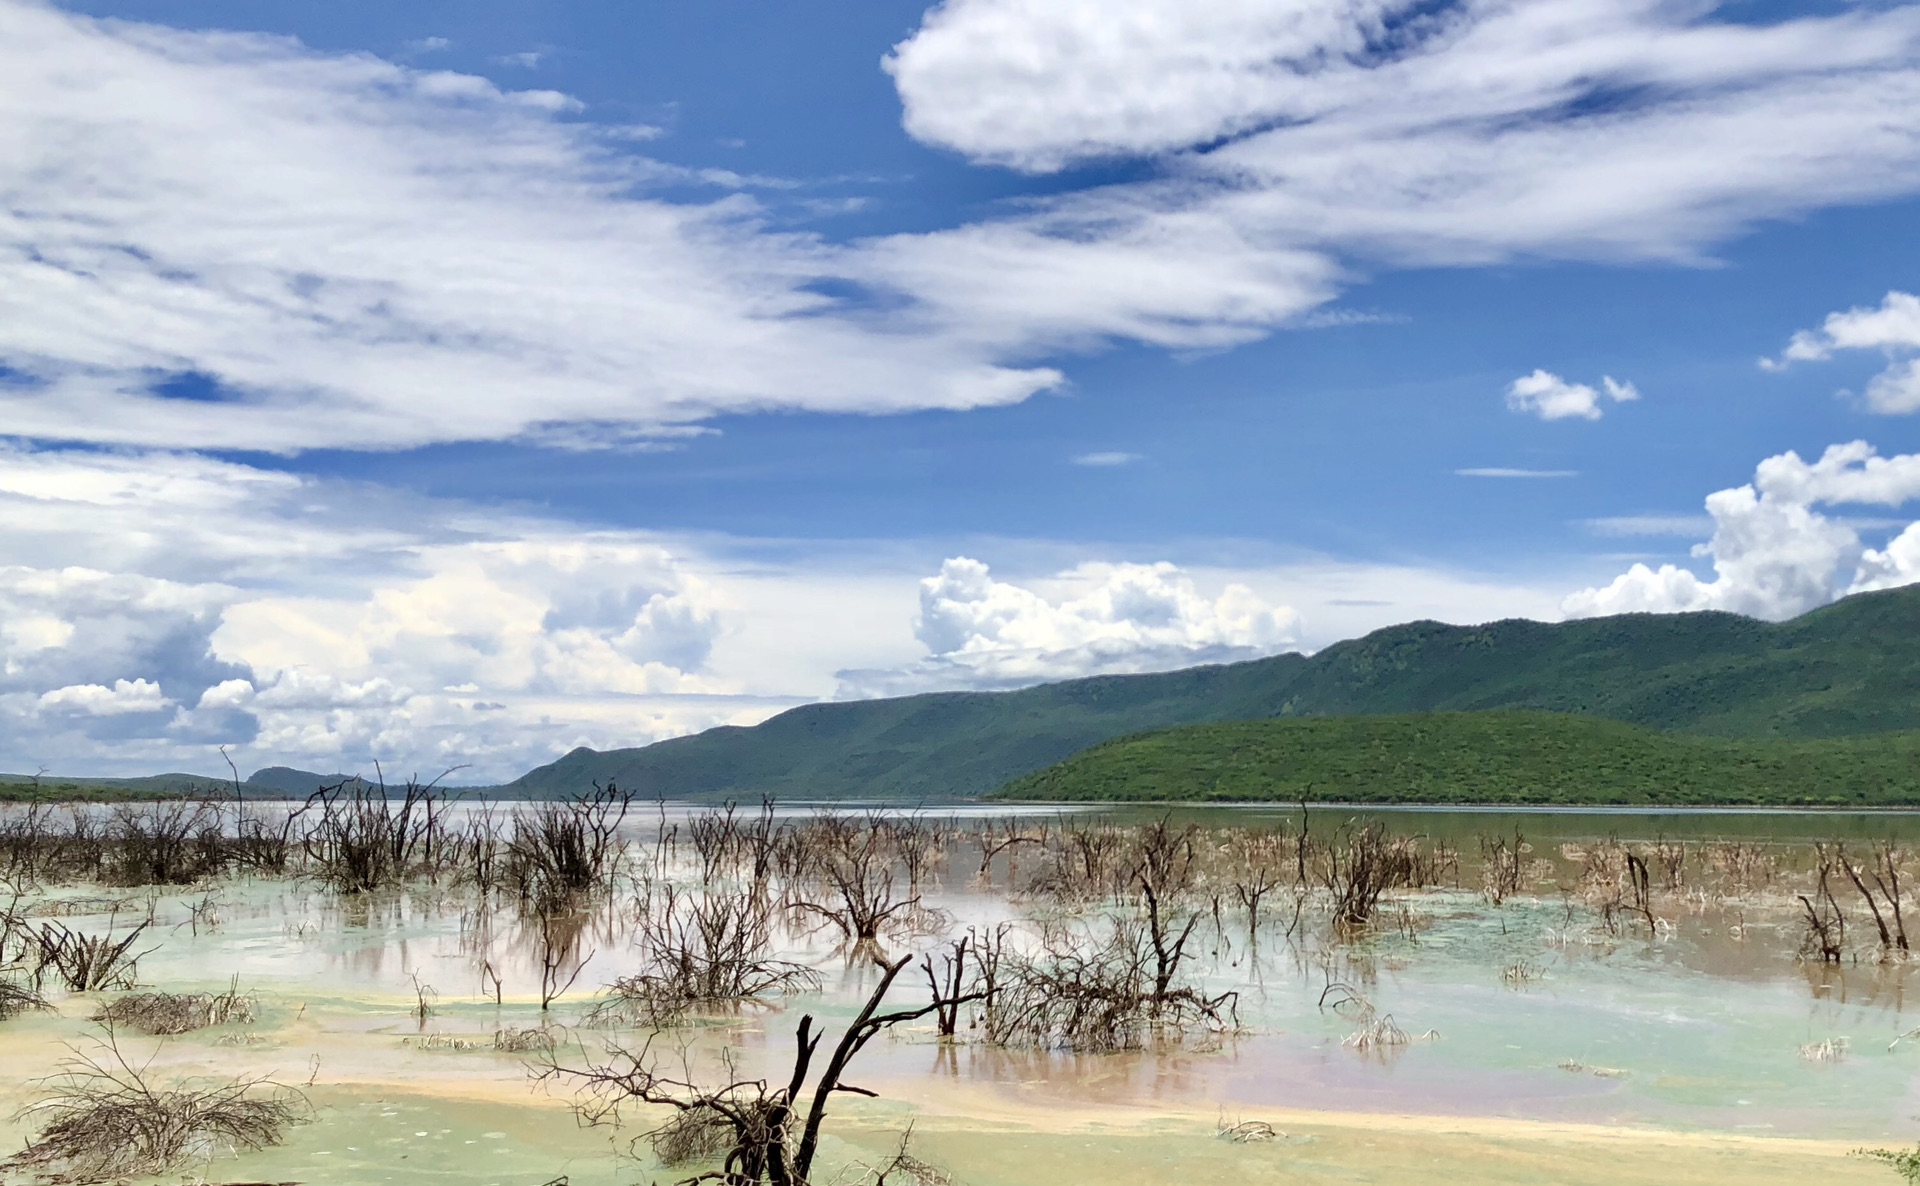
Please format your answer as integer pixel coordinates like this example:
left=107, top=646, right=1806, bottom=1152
left=1583, top=515, right=1714, bottom=538
left=0, top=1, right=1918, bottom=456
left=887, top=0, right=1920, bottom=266
left=0, top=1, right=1064, bottom=455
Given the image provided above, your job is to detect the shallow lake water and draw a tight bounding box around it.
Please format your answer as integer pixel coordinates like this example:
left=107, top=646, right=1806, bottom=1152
left=4, top=801, right=1920, bottom=1184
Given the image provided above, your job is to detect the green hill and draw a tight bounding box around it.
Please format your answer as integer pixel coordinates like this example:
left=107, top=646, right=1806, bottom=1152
left=0, top=767, right=431, bottom=804
left=991, top=712, right=1920, bottom=806
left=504, top=584, right=1920, bottom=802
left=0, top=772, right=263, bottom=803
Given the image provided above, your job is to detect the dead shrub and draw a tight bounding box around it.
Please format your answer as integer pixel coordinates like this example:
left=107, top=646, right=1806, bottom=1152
left=32, top=918, right=149, bottom=992
left=1478, top=831, right=1526, bottom=904
left=5, top=1031, right=307, bottom=1184
left=984, top=918, right=1236, bottom=1052
left=650, top=1102, right=736, bottom=1166
left=298, top=777, right=452, bottom=892
left=793, top=813, right=918, bottom=959
left=1, top=975, right=53, bottom=1020
left=1321, top=822, right=1423, bottom=930
left=494, top=1026, right=557, bottom=1054
left=92, top=978, right=254, bottom=1035
left=590, top=883, right=818, bottom=1027
left=101, top=801, right=225, bottom=887
left=505, top=786, right=633, bottom=912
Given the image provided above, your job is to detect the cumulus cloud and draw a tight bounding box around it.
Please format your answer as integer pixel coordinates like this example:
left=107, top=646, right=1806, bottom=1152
left=1767, top=291, right=1920, bottom=414
left=0, top=444, right=1585, bottom=777
left=837, top=556, right=1300, bottom=695
left=1505, top=370, right=1638, bottom=421
left=38, top=679, right=172, bottom=716
left=0, top=445, right=779, bottom=779
left=1564, top=441, right=1920, bottom=620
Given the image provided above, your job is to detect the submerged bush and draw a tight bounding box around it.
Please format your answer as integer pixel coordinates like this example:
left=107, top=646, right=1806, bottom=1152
left=6, top=1035, right=307, bottom=1184
left=0, top=975, right=53, bottom=1020
left=31, top=918, right=149, bottom=992
left=92, top=979, right=255, bottom=1035
left=590, top=882, right=818, bottom=1027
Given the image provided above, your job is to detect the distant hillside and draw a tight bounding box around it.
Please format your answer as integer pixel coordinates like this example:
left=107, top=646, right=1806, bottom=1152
left=244, top=767, right=377, bottom=796
left=992, top=711, right=1920, bottom=807
left=0, top=771, right=256, bottom=803
left=0, top=767, right=403, bottom=804
left=503, top=584, right=1920, bottom=801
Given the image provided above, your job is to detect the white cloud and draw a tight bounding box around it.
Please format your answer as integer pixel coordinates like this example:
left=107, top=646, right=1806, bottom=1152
left=0, top=445, right=1588, bottom=778
left=886, top=0, right=1418, bottom=169
left=38, top=678, right=172, bottom=716
left=1070, top=451, right=1142, bottom=467
left=889, top=0, right=1920, bottom=266
left=1505, top=370, right=1638, bottom=421
left=0, top=2, right=1915, bottom=456
left=836, top=556, right=1300, bottom=695
left=0, top=1, right=1064, bottom=454
left=0, top=445, right=784, bottom=778
left=1778, top=291, right=1920, bottom=361
left=1564, top=441, right=1920, bottom=620
left=1769, top=291, right=1920, bottom=414
left=1858, top=522, right=1920, bottom=592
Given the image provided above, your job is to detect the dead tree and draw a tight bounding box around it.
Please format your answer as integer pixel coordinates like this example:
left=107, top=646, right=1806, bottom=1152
left=299, top=775, right=452, bottom=892
left=547, top=953, right=979, bottom=1185
left=536, top=909, right=593, bottom=1014
left=794, top=816, right=915, bottom=960
left=1479, top=830, right=1525, bottom=905
left=1843, top=842, right=1910, bottom=958
left=506, top=784, right=635, bottom=912
left=981, top=918, right=1236, bottom=1052
left=1226, top=828, right=1288, bottom=936
left=1323, top=822, right=1416, bottom=930
left=1128, top=817, right=1202, bottom=1004
left=1624, top=851, right=1657, bottom=938
left=920, top=935, right=970, bottom=1038
left=1800, top=843, right=1846, bottom=964
left=974, top=819, right=1041, bottom=885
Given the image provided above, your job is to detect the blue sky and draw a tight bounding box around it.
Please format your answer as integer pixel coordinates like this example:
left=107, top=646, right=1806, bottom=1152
left=3, top=0, right=1920, bottom=778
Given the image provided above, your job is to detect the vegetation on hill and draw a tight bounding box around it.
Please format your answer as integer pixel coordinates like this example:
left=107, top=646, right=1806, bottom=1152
left=0, top=771, right=313, bottom=803
left=505, top=585, right=1920, bottom=801
left=992, top=711, right=1920, bottom=807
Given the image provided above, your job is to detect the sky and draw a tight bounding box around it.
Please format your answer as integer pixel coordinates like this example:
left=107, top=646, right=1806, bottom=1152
left=4, top=0, right=1920, bottom=781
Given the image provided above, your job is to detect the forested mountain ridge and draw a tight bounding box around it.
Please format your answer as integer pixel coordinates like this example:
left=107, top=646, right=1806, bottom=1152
left=502, top=584, right=1920, bottom=801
